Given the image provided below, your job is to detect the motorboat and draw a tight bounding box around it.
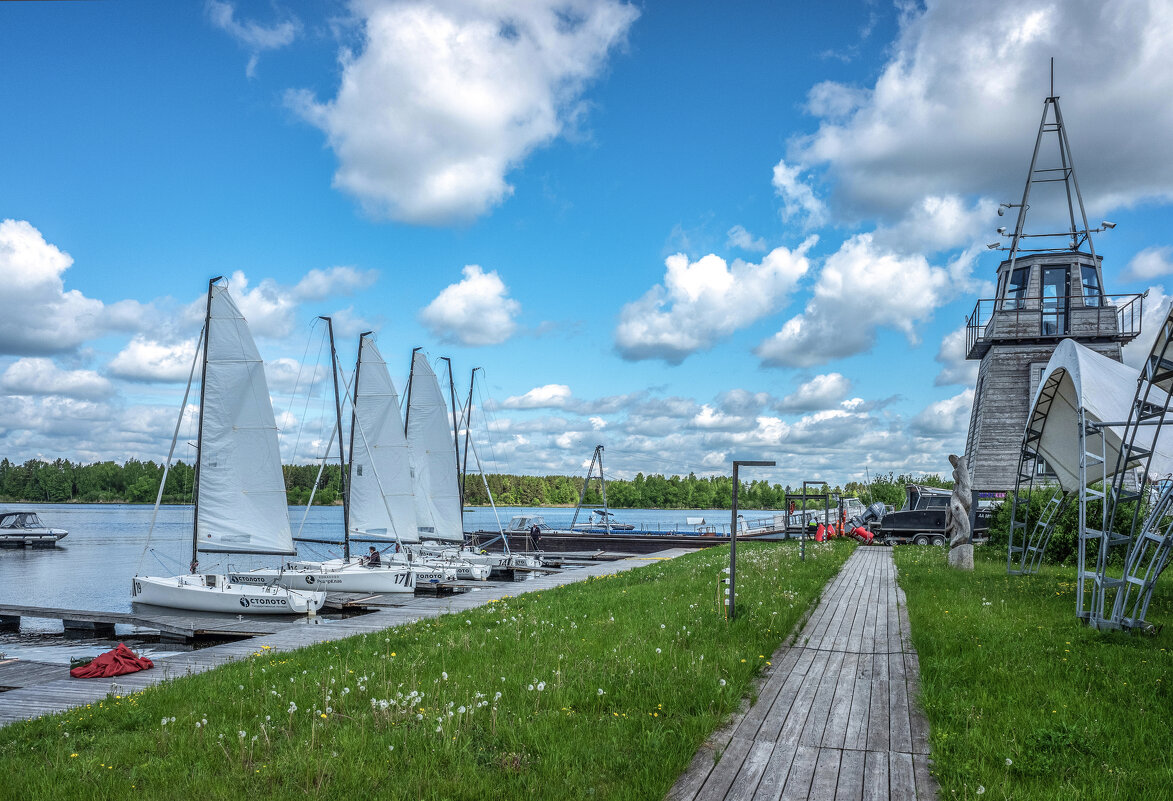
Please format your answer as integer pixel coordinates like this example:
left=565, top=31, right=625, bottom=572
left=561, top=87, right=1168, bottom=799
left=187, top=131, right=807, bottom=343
left=0, top=510, right=67, bottom=546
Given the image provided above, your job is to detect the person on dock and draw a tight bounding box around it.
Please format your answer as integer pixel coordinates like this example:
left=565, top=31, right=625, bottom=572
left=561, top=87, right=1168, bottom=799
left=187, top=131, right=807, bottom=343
left=364, top=546, right=381, bottom=567
left=529, top=523, right=542, bottom=549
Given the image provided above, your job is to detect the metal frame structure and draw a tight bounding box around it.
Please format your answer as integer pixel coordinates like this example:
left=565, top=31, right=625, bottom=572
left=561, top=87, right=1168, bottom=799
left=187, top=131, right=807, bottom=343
left=569, top=445, right=610, bottom=534
left=1007, top=304, right=1173, bottom=630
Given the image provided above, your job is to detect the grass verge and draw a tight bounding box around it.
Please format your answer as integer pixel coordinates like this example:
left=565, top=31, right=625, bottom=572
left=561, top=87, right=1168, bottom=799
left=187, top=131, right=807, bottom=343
left=894, top=545, right=1173, bottom=800
left=0, top=540, right=854, bottom=800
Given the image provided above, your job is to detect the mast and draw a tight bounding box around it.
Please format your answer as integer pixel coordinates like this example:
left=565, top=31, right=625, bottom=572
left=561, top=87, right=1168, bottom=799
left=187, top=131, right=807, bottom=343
left=346, top=331, right=374, bottom=556
left=441, top=356, right=463, bottom=529
left=460, top=368, right=479, bottom=509
left=403, top=346, right=422, bottom=435
left=320, top=317, right=350, bottom=561
left=190, top=275, right=221, bottom=571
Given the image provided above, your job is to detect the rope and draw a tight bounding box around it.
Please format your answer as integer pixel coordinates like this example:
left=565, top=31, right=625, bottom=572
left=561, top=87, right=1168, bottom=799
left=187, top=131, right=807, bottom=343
left=137, top=325, right=204, bottom=575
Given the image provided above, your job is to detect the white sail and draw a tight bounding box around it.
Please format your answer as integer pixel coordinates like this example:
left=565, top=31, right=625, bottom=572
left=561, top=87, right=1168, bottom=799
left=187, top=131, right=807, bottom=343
left=348, top=336, right=420, bottom=543
left=195, top=284, right=295, bottom=555
left=405, top=351, right=463, bottom=543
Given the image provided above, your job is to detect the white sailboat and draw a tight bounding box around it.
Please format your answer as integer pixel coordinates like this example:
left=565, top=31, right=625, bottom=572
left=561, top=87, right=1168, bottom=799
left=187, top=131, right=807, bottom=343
left=131, top=278, right=326, bottom=615
left=236, top=323, right=426, bottom=593
left=404, top=350, right=490, bottom=581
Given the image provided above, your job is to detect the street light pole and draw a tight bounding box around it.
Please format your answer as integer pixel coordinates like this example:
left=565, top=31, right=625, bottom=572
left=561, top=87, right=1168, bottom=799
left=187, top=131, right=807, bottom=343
left=729, top=459, right=775, bottom=621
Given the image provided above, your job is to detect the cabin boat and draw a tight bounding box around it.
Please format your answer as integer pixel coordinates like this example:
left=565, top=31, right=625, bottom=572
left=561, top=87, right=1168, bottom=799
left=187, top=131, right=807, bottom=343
left=873, top=485, right=992, bottom=545
left=570, top=509, right=634, bottom=532
left=0, top=511, right=68, bottom=546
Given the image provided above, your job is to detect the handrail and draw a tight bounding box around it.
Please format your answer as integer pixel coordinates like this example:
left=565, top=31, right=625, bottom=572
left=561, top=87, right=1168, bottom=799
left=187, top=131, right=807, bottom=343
left=965, top=292, right=1144, bottom=358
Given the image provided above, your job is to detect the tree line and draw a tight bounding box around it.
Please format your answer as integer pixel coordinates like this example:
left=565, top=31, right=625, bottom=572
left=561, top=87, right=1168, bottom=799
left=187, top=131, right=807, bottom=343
left=0, top=458, right=951, bottom=511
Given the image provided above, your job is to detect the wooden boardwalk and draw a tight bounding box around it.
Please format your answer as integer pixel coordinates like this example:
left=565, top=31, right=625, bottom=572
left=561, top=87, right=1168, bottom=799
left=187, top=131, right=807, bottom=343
left=668, top=547, right=937, bottom=801
left=0, top=549, right=695, bottom=727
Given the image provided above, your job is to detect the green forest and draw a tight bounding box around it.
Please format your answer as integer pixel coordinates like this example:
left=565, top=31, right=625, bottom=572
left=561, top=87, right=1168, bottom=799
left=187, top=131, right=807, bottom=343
left=0, top=457, right=951, bottom=511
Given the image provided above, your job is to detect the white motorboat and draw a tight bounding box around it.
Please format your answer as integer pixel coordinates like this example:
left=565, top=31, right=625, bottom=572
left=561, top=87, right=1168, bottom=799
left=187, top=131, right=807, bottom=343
left=131, top=278, right=325, bottom=615
left=0, top=510, right=68, bottom=546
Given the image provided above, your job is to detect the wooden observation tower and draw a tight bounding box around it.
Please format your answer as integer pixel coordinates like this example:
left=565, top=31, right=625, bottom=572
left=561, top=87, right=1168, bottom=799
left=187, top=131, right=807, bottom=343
left=963, top=89, right=1145, bottom=490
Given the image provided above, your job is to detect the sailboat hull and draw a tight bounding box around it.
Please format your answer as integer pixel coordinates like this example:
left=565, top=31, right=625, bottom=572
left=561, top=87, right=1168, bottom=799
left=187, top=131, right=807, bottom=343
left=231, top=564, right=416, bottom=594
left=131, top=574, right=325, bottom=614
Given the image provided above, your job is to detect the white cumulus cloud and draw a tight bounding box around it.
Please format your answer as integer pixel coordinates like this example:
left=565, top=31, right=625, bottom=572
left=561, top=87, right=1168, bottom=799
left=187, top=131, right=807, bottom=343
left=1, top=358, right=113, bottom=400
left=108, top=337, right=200, bottom=383
left=615, top=240, right=815, bottom=364
left=0, top=220, right=107, bottom=355
left=755, top=233, right=965, bottom=368
left=502, top=384, right=573, bottom=410
left=1124, top=246, right=1173, bottom=281
left=791, top=0, right=1173, bottom=219
left=775, top=373, right=852, bottom=412
left=772, top=158, right=826, bottom=227
left=288, top=0, right=639, bottom=224
left=933, top=325, right=979, bottom=387
left=419, top=265, right=521, bottom=346
left=911, top=389, right=974, bottom=437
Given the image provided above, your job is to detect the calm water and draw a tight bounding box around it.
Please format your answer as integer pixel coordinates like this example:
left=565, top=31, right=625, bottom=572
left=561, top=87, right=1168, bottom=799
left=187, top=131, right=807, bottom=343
left=0, top=503, right=762, bottom=663
left=0, top=504, right=751, bottom=619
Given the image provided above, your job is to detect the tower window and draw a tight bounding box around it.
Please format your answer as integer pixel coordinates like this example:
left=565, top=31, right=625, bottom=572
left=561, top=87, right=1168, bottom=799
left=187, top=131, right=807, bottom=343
left=1005, top=267, right=1030, bottom=309
left=1081, top=265, right=1102, bottom=307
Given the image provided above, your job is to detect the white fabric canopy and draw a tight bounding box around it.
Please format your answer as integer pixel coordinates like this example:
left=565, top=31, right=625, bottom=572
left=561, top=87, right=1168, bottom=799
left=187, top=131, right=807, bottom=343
left=1026, top=339, right=1173, bottom=491
left=405, top=352, right=463, bottom=543
left=196, top=283, right=295, bottom=555
left=348, top=336, right=420, bottom=543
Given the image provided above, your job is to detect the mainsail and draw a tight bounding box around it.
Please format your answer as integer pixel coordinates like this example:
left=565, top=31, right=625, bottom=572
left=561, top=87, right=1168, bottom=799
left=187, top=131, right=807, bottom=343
left=348, top=336, right=420, bottom=543
left=195, top=283, right=295, bottom=555
left=405, top=351, right=463, bottom=543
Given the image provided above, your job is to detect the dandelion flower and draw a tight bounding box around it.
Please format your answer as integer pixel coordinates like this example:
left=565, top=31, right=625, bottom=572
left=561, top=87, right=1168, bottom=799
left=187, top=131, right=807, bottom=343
left=976, top=787, right=985, bottom=795
left=1006, top=758, right=1013, bottom=766
left=656, top=648, right=662, bottom=654
left=238, top=731, right=246, bottom=739
left=719, top=679, right=726, bottom=687
left=537, top=681, right=546, bottom=691
left=597, top=688, right=605, bottom=696
left=441, top=672, right=448, bottom=681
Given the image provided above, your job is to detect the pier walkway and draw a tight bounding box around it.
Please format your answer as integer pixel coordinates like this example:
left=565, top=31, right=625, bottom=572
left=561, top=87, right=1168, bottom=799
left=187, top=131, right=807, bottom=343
left=0, top=549, right=694, bottom=727
left=668, top=547, right=938, bottom=801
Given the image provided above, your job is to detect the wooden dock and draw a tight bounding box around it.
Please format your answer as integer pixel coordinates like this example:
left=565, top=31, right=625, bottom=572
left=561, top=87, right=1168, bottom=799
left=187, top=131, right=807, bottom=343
left=0, top=549, right=697, bottom=727
left=667, top=547, right=938, bottom=801
left=0, top=603, right=289, bottom=640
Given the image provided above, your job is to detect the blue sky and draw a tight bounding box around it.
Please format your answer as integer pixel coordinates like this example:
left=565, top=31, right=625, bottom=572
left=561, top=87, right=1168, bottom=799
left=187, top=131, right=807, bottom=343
left=2, top=0, right=1172, bottom=485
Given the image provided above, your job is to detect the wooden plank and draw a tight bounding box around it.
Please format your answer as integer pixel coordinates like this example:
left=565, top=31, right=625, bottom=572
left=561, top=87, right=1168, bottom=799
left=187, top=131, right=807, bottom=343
left=866, top=653, right=891, bottom=753
left=842, top=651, right=873, bottom=750
left=835, top=749, right=865, bottom=801
left=808, top=748, right=842, bottom=800
left=776, top=744, right=820, bottom=801
left=889, top=751, right=916, bottom=801
left=912, top=754, right=938, bottom=800
left=724, top=739, right=776, bottom=800
left=905, top=653, right=931, bottom=755
left=861, top=751, right=889, bottom=801
left=821, top=651, right=860, bottom=749
left=888, top=652, right=913, bottom=755
left=799, top=650, right=845, bottom=747
left=749, top=733, right=798, bottom=801
left=693, top=735, right=753, bottom=801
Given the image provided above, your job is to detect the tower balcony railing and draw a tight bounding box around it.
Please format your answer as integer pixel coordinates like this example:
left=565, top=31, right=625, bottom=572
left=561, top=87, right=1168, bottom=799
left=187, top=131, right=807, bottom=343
left=965, top=292, right=1145, bottom=360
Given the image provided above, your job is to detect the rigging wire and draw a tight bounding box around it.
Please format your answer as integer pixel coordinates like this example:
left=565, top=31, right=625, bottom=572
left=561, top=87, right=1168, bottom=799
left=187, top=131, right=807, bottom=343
left=289, top=319, right=329, bottom=471
left=137, top=325, right=205, bottom=575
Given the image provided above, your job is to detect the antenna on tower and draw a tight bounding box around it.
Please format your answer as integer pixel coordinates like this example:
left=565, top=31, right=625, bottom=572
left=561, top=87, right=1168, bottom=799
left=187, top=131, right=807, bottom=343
left=992, top=63, right=1116, bottom=275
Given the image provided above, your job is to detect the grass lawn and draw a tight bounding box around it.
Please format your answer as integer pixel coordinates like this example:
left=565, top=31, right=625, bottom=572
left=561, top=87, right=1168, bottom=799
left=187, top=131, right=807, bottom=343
left=0, top=540, right=854, bottom=800
left=894, top=545, right=1173, bottom=801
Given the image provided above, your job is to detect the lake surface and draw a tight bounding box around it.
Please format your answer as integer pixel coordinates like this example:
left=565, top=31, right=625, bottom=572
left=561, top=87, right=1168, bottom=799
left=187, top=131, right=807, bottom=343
left=0, top=503, right=766, bottom=663
left=0, top=503, right=751, bottom=619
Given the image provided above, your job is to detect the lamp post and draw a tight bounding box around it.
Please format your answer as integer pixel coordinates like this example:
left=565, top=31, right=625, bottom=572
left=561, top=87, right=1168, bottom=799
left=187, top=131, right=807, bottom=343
left=729, top=459, right=775, bottom=621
